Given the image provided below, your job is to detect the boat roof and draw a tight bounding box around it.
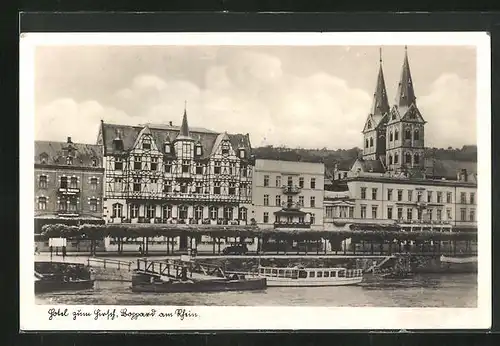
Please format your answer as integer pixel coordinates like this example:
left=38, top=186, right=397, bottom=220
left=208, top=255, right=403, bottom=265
left=259, top=266, right=355, bottom=271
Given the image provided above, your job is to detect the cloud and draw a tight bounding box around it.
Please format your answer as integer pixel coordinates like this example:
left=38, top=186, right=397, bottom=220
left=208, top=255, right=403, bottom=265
left=418, top=73, right=476, bottom=148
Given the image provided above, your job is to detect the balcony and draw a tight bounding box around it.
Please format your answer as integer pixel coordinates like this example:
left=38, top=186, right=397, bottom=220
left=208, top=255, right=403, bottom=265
left=281, top=201, right=302, bottom=210
left=273, top=221, right=310, bottom=229
left=58, top=187, right=80, bottom=195
left=282, top=185, right=301, bottom=194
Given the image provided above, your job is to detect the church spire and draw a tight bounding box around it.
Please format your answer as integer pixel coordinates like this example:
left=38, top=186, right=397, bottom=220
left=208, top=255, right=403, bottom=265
left=179, top=101, right=190, bottom=137
left=370, top=47, right=390, bottom=116
left=395, top=46, right=416, bottom=108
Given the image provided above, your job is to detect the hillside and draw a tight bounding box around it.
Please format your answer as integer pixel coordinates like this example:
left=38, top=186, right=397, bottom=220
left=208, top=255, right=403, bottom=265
left=252, top=145, right=477, bottom=173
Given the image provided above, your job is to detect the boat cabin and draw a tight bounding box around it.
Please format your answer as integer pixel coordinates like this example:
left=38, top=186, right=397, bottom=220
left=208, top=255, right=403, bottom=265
left=258, top=267, right=363, bottom=279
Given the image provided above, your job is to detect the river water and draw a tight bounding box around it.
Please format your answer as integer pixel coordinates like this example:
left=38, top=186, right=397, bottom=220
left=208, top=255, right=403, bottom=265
left=35, top=273, right=477, bottom=307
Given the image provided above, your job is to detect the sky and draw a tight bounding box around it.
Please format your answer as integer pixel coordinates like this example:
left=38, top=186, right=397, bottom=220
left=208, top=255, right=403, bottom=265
left=34, top=45, right=477, bottom=149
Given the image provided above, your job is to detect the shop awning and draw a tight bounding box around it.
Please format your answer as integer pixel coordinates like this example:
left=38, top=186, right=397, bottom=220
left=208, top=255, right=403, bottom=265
left=274, top=209, right=307, bottom=216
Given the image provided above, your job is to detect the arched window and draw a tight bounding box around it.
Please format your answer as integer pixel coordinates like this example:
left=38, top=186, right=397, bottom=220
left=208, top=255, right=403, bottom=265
left=239, top=207, right=248, bottom=221
left=365, top=139, right=369, bottom=148
left=367, top=120, right=372, bottom=129
left=405, top=153, right=412, bottom=164
left=388, top=155, right=393, bottom=165
left=389, top=131, right=393, bottom=142
left=405, top=129, right=412, bottom=140
left=395, top=130, right=399, bottom=141
left=164, top=142, right=171, bottom=154
left=414, top=154, right=420, bottom=164
left=394, top=153, right=399, bottom=164
left=369, top=137, right=374, bottom=147
left=414, top=129, right=420, bottom=141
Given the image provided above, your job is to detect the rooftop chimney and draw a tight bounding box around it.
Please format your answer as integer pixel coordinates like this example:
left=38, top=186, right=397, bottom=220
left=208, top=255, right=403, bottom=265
left=169, top=121, right=173, bottom=126
left=67, top=137, right=72, bottom=143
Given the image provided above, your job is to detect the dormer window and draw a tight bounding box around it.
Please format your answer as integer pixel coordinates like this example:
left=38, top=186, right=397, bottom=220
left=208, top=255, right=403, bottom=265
left=66, top=156, right=73, bottom=165
left=239, top=148, right=246, bottom=159
left=221, top=142, right=230, bottom=156
left=367, top=120, right=372, bottom=129
left=91, top=158, right=97, bottom=167
left=195, top=144, right=202, bottom=156
left=113, top=138, right=123, bottom=151
left=142, top=138, right=151, bottom=150
left=392, top=113, right=396, bottom=120
left=40, top=153, right=48, bottom=164
left=164, top=143, right=171, bottom=154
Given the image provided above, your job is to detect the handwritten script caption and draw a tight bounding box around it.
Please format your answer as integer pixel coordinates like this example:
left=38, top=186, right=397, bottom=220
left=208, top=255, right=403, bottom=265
left=48, top=308, right=199, bottom=321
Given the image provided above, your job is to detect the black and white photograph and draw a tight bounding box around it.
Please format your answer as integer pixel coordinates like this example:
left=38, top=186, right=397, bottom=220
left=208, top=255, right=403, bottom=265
left=20, top=32, right=491, bottom=330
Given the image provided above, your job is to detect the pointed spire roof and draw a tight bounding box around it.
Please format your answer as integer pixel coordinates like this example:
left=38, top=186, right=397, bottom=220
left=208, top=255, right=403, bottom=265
left=176, top=101, right=193, bottom=141
left=395, top=46, right=417, bottom=109
left=370, top=48, right=390, bottom=117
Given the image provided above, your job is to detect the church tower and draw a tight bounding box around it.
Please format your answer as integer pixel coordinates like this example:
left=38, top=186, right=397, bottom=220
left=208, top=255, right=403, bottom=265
left=385, top=47, right=426, bottom=175
left=362, top=48, right=390, bottom=164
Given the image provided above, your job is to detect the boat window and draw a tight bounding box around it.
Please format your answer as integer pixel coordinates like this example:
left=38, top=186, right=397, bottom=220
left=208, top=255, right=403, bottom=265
left=330, top=271, right=336, bottom=277
left=265, top=268, right=271, bottom=275
left=309, top=271, right=315, bottom=278
left=259, top=268, right=264, bottom=274
left=284, top=270, right=292, bottom=278
left=324, top=271, right=330, bottom=278
left=347, top=271, right=351, bottom=278
left=317, top=271, right=323, bottom=278
left=291, top=270, right=298, bottom=279
left=278, top=269, right=285, bottom=277
left=272, top=269, right=278, bottom=277
left=298, top=270, right=307, bottom=279
left=338, top=270, right=345, bottom=277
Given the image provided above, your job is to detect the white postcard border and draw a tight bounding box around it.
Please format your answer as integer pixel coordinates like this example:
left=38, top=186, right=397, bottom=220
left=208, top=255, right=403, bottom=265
left=20, top=32, right=491, bottom=331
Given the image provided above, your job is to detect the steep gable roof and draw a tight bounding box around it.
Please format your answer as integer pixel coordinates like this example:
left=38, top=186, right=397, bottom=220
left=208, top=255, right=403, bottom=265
left=351, top=157, right=386, bottom=174
left=35, top=140, right=102, bottom=167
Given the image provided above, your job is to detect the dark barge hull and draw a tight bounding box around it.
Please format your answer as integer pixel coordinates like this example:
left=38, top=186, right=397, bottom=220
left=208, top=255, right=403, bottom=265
left=131, top=277, right=267, bottom=293
left=35, top=279, right=95, bottom=294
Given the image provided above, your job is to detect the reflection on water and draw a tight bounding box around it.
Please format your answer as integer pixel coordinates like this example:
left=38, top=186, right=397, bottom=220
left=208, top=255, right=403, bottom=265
left=35, top=273, right=477, bottom=307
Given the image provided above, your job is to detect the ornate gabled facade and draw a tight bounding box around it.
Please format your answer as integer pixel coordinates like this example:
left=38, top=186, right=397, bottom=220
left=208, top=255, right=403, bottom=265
left=34, top=137, right=105, bottom=234
left=97, top=108, right=254, bottom=229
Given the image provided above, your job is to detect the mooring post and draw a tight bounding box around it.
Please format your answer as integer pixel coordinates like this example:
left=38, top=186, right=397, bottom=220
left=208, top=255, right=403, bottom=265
left=103, top=259, right=106, bottom=269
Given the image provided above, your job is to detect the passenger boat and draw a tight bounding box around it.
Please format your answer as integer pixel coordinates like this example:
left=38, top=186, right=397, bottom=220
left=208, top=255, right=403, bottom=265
left=257, top=266, right=363, bottom=287
left=438, top=255, right=478, bottom=273
left=35, top=272, right=94, bottom=293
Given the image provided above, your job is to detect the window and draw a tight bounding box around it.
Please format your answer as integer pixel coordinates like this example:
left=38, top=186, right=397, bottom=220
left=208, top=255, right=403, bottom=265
left=134, top=156, right=141, bottom=170
left=89, top=177, right=97, bottom=190
left=239, top=207, right=247, bottom=220
left=310, top=196, right=316, bottom=208
left=178, top=205, right=188, bottom=219
left=151, top=157, right=158, bottom=171
left=91, top=158, right=97, bottom=167
left=229, top=182, right=236, bottom=195
left=389, top=131, right=393, bottom=141
left=349, top=207, right=354, bottom=218
left=241, top=164, right=248, bottom=177
left=195, top=206, right=203, bottom=220
left=209, top=206, right=218, bottom=220
left=460, top=208, right=466, bottom=221
left=69, top=177, right=77, bottom=189
left=372, top=206, right=378, bottom=219
left=405, top=129, right=411, bottom=140
left=299, top=177, right=304, bottom=188
left=470, top=192, right=475, bottom=204
left=38, top=197, right=47, bottom=210
left=214, top=161, right=221, bottom=174
left=397, top=190, right=403, bottom=201
left=39, top=175, right=47, bottom=189
left=239, top=149, right=246, bottom=159
left=387, top=207, right=393, bottom=219
left=276, top=176, right=282, bottom=187
left=221, top=143, right=230, bottom=155
left=428, top=208, right=433, bottom=220
left=387, top=189, right=393, bottom=201
left=130, top=204, right=139, bottom=219
left=195, top=162, right=203, bottom=174
left=310, top=213, right=315, bottom=224
left=309, top=271, right=316, bottom=278
left=437, top=209, right=442, bottom=220
left=68, top=198, right=77, bottom=212
left=405, top=153, right=412, bottom=164
left=163, top=180, right=172, bottom=193
left=360, top=205, right=367, bottom=218
left=146, top=205, right=156, bottom=219
left=414, top=129, right=420, bottom=140
left=87, top=198, right=97, bottom=212
left=367, top=120, right=372, bottom=129
left=133, top=178, right=141, bottom=192
left=369, top=137, right=374, bottom=147
left=388, top=155, right=393, bottom=165
left=164, top=160, right=172, bottom=173
left=446, top=208, right=452, bottom=220
left=112, top=203, right=123, bottom=218
left=180, top=183, right=188, bottom=193
left=417, top=191, right=422, bottom=202
left=394, top=153, right=399, bottom=164
left=427, top=191, right=433, bottom=203
left=263, top=212, right=269, bottom=223
left=406, top=208, right=413, bottom=220
left=229, top=163, right=236, bottom=175
left=142, top=138, right=151, bottom=150
left=365, top=139, right=369, bottom=148
left=264, top=194, right=269, bottom=206
left=460, top=192, right=467, bottom=204
left=213, top=181, right=220, bottom=195
left=195, top=182, right=203, bottom=194
left=162, top=205, right=172, bottom=219
left=326, top=206, right=334, bottom=218
left=164, top=143, right=171, bottom=154
left=395, top=130, right=399, bottom=141
left=417, top=209, right=422, bottom=220
left=195, top=145, right=202, bottom=156
left=66, top=156, right=73, bottom=165
left=286, top=177, right=293, bottom=187
left=275, top=195, right=281, bottom=206
left=114, top=157, right=123, bottom=170
left=224, top=207, right=233, bottom=220
left=181, top=160, right=189, bottom=173
left=397, top=207, right=403, bottom=219
left=264, top=175, right=269, bottom=187
left=361, top=187, right=367, bottom=199
left=372, top=188, right=377, bottom=200
left=407, top=190, right=413, bottom=202
left=447, top=192, right=452, bottom=204
left=299, top=196, right=304, bottom=206
left=311, top=178, right=316, bottom=189
left=414, top=154, right=420, bottom=164
left=437, top=192, right=443, bottom=203
left=470, top=209, right=475, bottom=221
